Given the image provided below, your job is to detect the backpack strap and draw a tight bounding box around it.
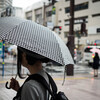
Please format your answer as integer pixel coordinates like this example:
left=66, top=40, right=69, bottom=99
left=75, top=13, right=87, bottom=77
left=46, top=72, right=57, bottom=94
left=13, top=73, right=57, bottom=100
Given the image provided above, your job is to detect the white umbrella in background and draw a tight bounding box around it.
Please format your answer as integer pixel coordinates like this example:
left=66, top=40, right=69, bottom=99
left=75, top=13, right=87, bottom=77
left=8, top=45, right=17, bottom=54
left=90, top=48, right=100, bottom=54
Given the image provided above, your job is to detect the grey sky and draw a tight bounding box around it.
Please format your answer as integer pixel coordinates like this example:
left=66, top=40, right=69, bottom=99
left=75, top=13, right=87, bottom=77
left=12, top=0, right=42, bottom=8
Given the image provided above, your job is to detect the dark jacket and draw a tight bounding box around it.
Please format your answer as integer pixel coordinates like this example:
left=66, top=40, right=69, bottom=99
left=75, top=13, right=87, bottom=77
left=93, top=53, right=99, bottom=69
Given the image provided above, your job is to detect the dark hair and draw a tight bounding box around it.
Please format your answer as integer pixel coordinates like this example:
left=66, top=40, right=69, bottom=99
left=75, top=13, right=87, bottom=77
left=95, top=53, right=99, bottom=58
left=17, top=46, right=50, bottom=78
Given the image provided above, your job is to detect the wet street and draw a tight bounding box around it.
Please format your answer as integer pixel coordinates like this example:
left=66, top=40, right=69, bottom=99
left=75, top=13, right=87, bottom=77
left=0, top=0, right=100, bottom=100
left=0, top=61, right=100, bottom=100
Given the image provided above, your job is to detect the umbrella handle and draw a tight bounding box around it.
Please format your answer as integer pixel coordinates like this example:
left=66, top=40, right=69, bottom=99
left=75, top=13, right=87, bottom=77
left=5, top=81, right=11, bottom=89
left=5, top=74, right=17, bottom=89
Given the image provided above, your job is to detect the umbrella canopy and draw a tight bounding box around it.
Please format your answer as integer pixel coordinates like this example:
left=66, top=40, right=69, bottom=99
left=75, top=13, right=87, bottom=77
left=0, top=17, right=74, bottom=65
left=90, top=48, right=100, bottom=54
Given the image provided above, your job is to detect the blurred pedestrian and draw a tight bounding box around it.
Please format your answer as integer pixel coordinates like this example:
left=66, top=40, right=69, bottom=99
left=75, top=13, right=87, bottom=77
left=13, top=50, right=17, bottom=60
left=10, top=50, right=13, bottom=57
left=10, top=47, right=50, bottom=100
left=92, top=53, right=99, bottom=77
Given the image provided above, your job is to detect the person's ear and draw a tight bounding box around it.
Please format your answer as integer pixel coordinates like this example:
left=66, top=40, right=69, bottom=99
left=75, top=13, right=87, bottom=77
left=22, top=52, right=26, bottom=58
left=35, top=61, right=42, bottom=67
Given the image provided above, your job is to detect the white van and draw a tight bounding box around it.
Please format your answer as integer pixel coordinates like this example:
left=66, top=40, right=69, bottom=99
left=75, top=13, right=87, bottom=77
left=83, top=45, right=100, bottom=65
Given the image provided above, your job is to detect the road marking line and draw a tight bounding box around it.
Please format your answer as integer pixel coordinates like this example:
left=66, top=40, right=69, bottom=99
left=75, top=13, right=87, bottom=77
left=53, top=77, right=89, bottom=81
left=0, top=77, right=89, bottom=84
left=0, top=80, right=24, bottom=84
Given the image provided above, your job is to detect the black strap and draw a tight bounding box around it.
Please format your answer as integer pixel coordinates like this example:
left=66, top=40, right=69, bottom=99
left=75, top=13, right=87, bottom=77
left=46, top=73, right=57, bottom=94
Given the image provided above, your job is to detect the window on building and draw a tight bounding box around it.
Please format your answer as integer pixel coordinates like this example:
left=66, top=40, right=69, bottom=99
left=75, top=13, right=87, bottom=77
left=75, top=16, right=88, bottom=24
left=46, top=11, right=52, bottom=17
left=59, top=8, right=62, bottom=11
left=75, top=30, right=81, bottom=37
left=64, top=19, right=70, bottom=25
left=84, top=48, right=92, bottom=53
left=64, top=32, right=69, bottom=38
left=65, top=7, right=70, bottom=13
left=1, top=12, right=6, bottom=17
left=26, top=11, right=32, bottom=16
left=65, top=0, right=70, bottom=1
left=65, top=2, right=88, bottom=13
left=64, top=16, right=88, bottom=26
left=26, top=17, right=32, bottom=20
left=35, top=14, right=42, bottom=18
left=92, top=0, right=100, bottom=3
left=35, top=14, right=42, bottom=24
left=92, top=13, right=100, bottom=17
left=59, top=20, right=62, bottom=23
left=59, top=32, right=61, bottom=35
left=26, top=11, right=32, bottom=20
left=97, top=28, right=100, bottom=33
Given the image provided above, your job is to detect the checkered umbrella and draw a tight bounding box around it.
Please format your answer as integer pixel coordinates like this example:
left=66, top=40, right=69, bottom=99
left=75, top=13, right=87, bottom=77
left=0, top=17, right=74, bottom=65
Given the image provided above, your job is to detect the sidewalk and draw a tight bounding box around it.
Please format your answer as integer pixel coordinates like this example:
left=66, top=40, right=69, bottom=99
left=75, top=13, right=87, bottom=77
left=0, top=57, right=17, bottom=64
left=0, top=72, right=100, bottom=100
left=55, top=74, right=100, bottom=100
left=0, top=58, right=100, bottom=100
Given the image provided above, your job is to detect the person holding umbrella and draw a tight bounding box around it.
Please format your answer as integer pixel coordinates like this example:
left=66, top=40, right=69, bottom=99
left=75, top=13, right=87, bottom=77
left=0, top=17, right=74, bottom=100
left=93, top=53, right=100, bottom=77
left=10, top=46, right=50, bottom=100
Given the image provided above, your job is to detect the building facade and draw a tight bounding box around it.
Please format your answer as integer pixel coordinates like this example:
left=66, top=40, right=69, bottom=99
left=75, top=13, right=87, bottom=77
left=25, top=1, right=53, bottom=28
left=0, top=1, right=24, bottom=52
left=0, top=0, right=12, bottom=17
left=0, top=0, right=24, bottom=18
left=0, top=0, right=12, bottom=10
left=12, top=7, right=24, bottom=18
left=25, top=0, right=100, bottom=50
left=56, top=0, right=100, bottom=47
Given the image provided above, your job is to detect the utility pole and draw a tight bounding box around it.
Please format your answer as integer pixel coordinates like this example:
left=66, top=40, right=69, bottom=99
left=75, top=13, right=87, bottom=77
left=66, top=0, right=75, bottom=76
left=67, top=0, right=75, bottom=58
left=48, top=0, right=56, bottom=29
left=43, top=2, right=46, bottom=26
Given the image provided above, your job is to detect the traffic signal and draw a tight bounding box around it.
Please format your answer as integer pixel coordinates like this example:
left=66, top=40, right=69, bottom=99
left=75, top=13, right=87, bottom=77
left=53, top=26, right=62, bottom=31
left=94, top=43, right=96, bottom=46
left=52, top=0, right=56, bottom=5
left=48, top=0, right=57, bottom=5
left=59, top=26, right=62, bottom=30
left=81, top=19, right=87, bottom=36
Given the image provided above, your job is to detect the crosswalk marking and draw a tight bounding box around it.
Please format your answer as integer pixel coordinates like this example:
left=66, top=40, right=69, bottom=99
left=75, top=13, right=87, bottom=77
left=0, top=77, right=89, bottom=84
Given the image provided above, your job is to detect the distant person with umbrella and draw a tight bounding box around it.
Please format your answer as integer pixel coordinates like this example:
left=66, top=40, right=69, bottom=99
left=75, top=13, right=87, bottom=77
left=93, top=53, right=99, bottom=77
left=13, top=50, right=17, bottom=60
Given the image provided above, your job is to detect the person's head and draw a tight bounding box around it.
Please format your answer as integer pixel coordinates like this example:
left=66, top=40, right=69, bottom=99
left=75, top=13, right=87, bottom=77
left=17, top=46, right=49, bottom=78
left=95, top=53, right=99, bottom=57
